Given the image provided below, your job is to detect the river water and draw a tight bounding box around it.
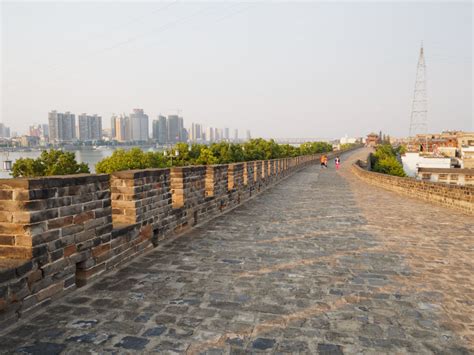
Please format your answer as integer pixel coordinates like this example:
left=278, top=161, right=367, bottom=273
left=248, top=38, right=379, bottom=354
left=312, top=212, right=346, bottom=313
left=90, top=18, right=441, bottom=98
left=0, top=147, right=162, bottom=178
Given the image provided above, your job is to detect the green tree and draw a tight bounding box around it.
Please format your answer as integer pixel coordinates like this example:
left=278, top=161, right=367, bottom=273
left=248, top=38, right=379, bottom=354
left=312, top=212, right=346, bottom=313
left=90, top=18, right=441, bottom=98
left=195, top=147, right=218, bottom=165
left=397, top=145, right=407, bottom=155
left=371, top=144, right=406, bottom=177
left=95, top=148, right=167, bottom=174
left=12, top=149, right=89, bottom=178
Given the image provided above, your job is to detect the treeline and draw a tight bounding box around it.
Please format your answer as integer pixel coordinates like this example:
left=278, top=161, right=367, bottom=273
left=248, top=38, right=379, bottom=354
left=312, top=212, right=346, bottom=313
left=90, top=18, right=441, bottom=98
left=10, top=139, right=334, bottom=177
left=95, top=139, right=334, bottom=174
left=370, top=144, right=406, bottom=177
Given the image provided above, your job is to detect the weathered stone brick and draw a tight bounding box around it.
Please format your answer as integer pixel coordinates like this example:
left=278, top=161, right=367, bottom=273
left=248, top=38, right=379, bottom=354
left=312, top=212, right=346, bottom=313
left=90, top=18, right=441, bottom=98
left=15, top=235, right=32, bottom=247
left=27, top=270, right=44, bottom=289
left=2, top=246, right=32, bottom=259
left=73, top=211, right=95, bottom=224
left=0, top=222, right=26, bottom=234
left=0, top=268, right=16, bottom=284
left=0, top=189, right=14, bottom=200
left=0, top=211, right=13, bottom=223
left=62, top=224, right=84, bottom=237
left=59, top=204, right=83, bottom=217
left=41, top=258, right=68, bottom=276
left=32, top=230, right=60, bottom=246
left=15, top=260, right=33, bottom=277
left=9, top=278, right=29, bottom=301
left=24, top=222, right=48, bottom=236
left=50, top=248, right=64, bottom=262
left=29, top=209, right=59, bottom=223
left=35, top=281, right=63, bottom=302
left=76, top=263, right=105, bottom=285
left=91, top=243, right=111, bottom=258
left=64, top=244, right=77, bottom=257
left=32, top=244, right=48, bottom=258
left=0, top=234, right=15, bottom=246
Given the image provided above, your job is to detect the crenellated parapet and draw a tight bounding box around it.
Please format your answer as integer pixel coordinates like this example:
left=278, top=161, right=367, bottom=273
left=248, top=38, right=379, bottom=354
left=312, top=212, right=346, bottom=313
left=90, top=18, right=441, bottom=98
left=0, top=148, right=359, bottom=326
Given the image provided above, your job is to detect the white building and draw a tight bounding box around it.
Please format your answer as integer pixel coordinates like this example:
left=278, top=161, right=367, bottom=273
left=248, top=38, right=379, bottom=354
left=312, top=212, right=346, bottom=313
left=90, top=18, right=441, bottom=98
left=340, top=135, right=358, bottom=145
left=401, top=152, right=453, bottom=177
left=417, top=168, right=474, bottom=186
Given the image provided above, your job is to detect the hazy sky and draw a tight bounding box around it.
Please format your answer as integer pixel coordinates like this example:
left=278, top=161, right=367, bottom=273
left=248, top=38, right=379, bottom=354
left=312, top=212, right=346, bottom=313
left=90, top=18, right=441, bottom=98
left=1, top=1, right=472, bottom=139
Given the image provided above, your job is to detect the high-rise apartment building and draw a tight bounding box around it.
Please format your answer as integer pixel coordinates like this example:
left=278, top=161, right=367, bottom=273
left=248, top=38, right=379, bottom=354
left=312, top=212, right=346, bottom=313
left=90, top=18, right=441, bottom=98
left=152, top=115, right=168, bottom=145
left=42, top=124, right=49, bottom=138
left=182, top=127, right=189, bottom=142
left=206, top=127, right=214, bottom=143
left=168, top=115, right=184, bottom=143
left=0, top=123, right=10, bottom=138
left=224, top=127, right=230, bottom=141
left=190, top=123, right=202, bottom=142
left=48, top=111, right=76, bottom=143
left=233, top=129, right=238, bottom=142
left=78, top=114, right=102, bottom=141
left=246, top=130, right=251, bottom=141
left=130, top=109, right=149, bottom=141
left=113, top=115, right=131, bottom=142
left=152, top=120, right=159, bottom=142
left=110, top=115, right=117, bottom=139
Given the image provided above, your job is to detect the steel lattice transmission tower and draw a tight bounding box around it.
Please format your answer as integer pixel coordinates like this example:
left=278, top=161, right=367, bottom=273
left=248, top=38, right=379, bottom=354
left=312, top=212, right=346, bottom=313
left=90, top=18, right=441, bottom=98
left=409, top=43, right=428, bottom=137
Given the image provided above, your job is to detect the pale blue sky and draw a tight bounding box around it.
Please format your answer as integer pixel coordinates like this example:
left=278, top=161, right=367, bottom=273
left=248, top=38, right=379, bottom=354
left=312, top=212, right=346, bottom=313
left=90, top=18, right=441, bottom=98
left=1, top=1, right=472, bottom=139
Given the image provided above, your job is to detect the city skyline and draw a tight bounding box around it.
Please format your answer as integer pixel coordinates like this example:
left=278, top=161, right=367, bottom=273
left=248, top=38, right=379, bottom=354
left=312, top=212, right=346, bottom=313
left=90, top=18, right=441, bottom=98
left=12, top=109, right=252, bottom=145
left=1, top=2, right=472, bottom=138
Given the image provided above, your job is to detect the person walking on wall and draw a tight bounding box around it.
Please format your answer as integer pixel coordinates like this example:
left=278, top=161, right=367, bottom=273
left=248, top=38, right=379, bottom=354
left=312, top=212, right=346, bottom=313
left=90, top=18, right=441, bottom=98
left=319, top=154, right=328, bottom=168
left=335, top=156, right=341, bottom=170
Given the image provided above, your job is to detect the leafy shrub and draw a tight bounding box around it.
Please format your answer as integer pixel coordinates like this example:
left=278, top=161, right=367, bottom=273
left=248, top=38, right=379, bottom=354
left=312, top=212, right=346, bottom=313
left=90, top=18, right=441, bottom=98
left=371, top=144, right=406, bottom=177
left=95, top=148, right=168, bottom=174
left=12, top=149, right=89, bottom=178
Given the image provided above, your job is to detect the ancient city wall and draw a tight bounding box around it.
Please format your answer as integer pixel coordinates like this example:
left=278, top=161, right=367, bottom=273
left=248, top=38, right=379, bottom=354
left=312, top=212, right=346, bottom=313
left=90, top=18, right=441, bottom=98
left=352, top=158, right=474, bottom=215
left=0, top=150, right=353, bottom=326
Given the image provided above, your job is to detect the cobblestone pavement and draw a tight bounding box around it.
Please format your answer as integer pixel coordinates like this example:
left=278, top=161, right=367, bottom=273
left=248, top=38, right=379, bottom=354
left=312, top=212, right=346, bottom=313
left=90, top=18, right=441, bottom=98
left=1, top=149, right=472, bottom=354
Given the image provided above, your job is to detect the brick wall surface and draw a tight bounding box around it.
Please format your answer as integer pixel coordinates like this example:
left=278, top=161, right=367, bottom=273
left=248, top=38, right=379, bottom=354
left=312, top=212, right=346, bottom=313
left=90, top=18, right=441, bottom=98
left=352, top=158, right=474, bottom=215
left=0, top=146, right=361, bottom=326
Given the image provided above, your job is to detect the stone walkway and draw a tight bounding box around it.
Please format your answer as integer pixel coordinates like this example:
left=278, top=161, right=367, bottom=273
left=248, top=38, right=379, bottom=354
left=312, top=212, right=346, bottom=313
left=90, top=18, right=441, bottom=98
left=1, top=149, right=472, bottom=354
